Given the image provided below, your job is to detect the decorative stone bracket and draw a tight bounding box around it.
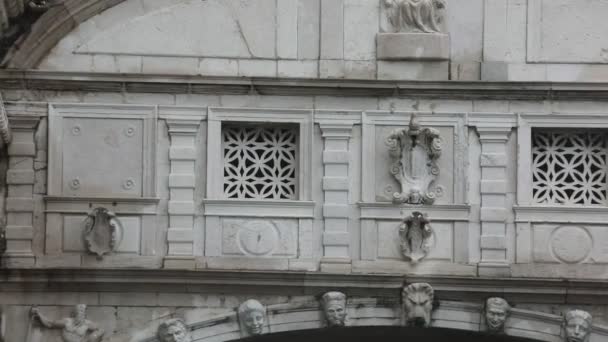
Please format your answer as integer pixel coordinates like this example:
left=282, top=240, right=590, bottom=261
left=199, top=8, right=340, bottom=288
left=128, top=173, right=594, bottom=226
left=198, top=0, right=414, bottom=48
left=386, top=115, right=442, bottom=204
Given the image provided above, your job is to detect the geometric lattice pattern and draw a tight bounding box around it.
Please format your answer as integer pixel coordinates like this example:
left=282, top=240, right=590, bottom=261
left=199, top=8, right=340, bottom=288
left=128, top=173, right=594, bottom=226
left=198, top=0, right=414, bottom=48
left=532, top=129, right=608, bottom=205
left=223, top=125, right=298, bottom=200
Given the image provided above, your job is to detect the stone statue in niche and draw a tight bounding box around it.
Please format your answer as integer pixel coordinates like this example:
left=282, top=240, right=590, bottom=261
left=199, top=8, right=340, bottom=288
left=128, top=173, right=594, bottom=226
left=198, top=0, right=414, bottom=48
left=82, top=207, right=123, bottom=258
left=399, top=211, right=432, bottom=262
left=30, top=304, right=104, bottom=342
left=386, top=114, right=442, bottom=205
left=402, top=283, right=434, bottom=327
left=485, top=297, right=510, bottom=333
left=321, top=291, right=348, bottom=327
left=383, top=0, right=446, bottom=33
left=238, top=299, right=266, bottom=337
left=564, top=310, right=592, bottom=342
left=157, top=318, right=191, bottom=342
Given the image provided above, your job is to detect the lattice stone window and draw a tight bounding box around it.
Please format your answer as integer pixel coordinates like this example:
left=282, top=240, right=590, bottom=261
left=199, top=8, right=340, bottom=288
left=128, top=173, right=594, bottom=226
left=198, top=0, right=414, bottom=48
left=222, top=123, right=298, bottom=200
left=532, top=129, right=608, bottom=205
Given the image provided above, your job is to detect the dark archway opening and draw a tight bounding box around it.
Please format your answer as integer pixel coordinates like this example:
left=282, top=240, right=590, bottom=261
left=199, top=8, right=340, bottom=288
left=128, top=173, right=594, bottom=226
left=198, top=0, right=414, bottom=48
left=233, top=326, right=545, bottom=342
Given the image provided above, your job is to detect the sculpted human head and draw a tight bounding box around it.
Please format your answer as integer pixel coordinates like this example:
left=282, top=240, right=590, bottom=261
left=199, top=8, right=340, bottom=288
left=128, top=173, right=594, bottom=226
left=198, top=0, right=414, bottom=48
left=565, top=310, right=592, bottom=342
left=321, top=292, right=347, bottom=327
left=485, top=297, right=510, bottom=333
left=402, top=283, right=434, bottom=327
left=238, top=299, right=266, bottom=336
left=157, top=318, right=190, bottom=342
left=72, top=304, right=87, bottom=323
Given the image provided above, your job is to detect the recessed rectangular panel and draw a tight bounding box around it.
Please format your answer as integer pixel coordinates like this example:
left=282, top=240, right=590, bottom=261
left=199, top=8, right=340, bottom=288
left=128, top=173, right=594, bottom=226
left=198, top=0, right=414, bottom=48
left=62, top=214, right=141, bottom=254
left=62, top=117, right=144, bottom=197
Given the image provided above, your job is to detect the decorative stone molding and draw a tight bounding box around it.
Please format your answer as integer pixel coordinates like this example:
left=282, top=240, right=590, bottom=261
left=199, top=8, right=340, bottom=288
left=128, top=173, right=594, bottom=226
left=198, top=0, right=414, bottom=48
left=383, top=0, right=446, bottom=33
left=30, top=304, right=104, bottom=342
left=157, top=318, right=191, bottom=342
left=163, top=110, right=202, bottom=269
left=399, top=211, right=433, bottom=262
left=402, top=282, right=434, bottom=327
left=386, top=114, right=442, bottom=204
left=485, top=297, right=510, bottom=333
left=82, top=207, right=124, bottom=258
left=564, top=310, right=592, bottom=342
left=238, top=299, right=267, bottom=337
left=320, top=291, right=348, bottom=327
left=0, top=93, right=11, bottom=147
left=3, top=115, right=39, bottom=267
left=317, top=111, right=358, bottom=273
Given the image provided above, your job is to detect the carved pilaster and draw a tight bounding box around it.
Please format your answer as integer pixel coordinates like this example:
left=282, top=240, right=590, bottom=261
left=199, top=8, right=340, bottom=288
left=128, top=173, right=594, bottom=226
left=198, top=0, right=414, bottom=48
left=470, top=115, right=516, bottom=276
left=164, top=118, right=201, bottom=269
left=319, top=115, right=356, bottom=273
left=4, top=116, right=39, bottom=267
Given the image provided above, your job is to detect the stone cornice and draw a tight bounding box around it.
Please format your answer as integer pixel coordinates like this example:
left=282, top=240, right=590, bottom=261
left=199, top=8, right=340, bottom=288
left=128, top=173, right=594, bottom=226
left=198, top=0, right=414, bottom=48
left=2, top=70, right=608, bottom=100
left=2, top=269, right=608, bottom=302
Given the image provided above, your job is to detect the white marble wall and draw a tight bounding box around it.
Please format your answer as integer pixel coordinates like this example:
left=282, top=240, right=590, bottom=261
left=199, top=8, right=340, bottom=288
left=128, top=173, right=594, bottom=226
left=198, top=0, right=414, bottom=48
left=32, top=0, right=608, bottom=82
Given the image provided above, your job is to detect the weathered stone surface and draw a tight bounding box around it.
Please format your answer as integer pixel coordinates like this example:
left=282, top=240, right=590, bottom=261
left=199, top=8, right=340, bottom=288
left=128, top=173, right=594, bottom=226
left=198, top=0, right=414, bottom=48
left=377, top=33, right=449, bottom=61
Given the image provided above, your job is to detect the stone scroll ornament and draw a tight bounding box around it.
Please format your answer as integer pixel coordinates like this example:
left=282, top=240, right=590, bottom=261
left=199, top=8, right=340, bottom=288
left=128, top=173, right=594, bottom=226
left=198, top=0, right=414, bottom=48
left=399, top=211, right=432, bottom=262
left=383, top=0, right=446, bottom=33
left=402, top=283, right=434, bottom=327
left=82, top=207, right=123, bottom=258
left=386, top=114, right=442, bottom=204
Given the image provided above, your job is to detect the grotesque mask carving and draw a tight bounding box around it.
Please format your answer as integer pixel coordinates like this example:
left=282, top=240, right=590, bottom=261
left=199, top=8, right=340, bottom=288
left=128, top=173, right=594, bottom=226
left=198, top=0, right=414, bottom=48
left=321, top=292, right=347, bottom=327
left=82, top=207, right=123, bottom=258
left=565, top=310, right=592, bottom=342
left=238, top=299, right=266, bottom=337
left=157, top=318, right=191, bottom=342
left=383, top=0, right=447, bottom=34
left=485, top=297, right=510, bottom=333
left=386, top=115, right=442, bottom=205
left=399, top=211, right=432, bottom=262
left=402, top=283, right=434, bottom=327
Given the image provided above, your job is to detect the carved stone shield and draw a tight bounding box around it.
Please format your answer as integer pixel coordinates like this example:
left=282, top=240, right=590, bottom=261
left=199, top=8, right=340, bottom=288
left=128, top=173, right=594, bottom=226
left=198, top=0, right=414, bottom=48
left=82, top=208, right=123, bottom=258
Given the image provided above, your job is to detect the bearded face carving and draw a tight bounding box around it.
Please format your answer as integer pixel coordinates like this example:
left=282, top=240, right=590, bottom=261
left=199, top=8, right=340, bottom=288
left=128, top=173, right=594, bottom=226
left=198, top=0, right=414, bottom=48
left=402, top=283, right=434, bottom=327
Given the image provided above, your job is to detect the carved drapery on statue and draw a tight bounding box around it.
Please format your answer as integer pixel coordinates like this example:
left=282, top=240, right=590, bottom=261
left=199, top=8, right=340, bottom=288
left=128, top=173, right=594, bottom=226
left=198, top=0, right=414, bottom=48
left=383, top=0, right=446, bottom=33
left=82, top=207, right=123, bottom=258
left=399, top=211, right=432, bottom=262
left=386, top=115, right=442, bottom=204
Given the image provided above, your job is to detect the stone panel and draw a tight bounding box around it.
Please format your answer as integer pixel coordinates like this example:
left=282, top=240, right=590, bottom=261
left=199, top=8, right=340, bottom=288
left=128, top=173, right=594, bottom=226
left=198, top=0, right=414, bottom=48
left=376, top=220, right=453, bottom=261
left=62, top=215, right=141, bottom=254
left=527, top=0, right=608, bottom=63
left=220, top=218, right=298, bottom=257
left=531, top=224, right=608, bottom=264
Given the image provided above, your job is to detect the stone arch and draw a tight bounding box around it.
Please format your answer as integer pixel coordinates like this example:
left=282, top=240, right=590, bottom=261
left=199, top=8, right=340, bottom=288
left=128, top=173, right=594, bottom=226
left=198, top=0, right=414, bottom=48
left=2, top=0, right=127, bottom=68
left=141, top=301, right=608, bottom=342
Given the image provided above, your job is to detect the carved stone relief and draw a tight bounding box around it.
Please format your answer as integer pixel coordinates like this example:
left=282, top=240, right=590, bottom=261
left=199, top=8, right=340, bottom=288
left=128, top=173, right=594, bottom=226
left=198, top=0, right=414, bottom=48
left=321, top=292, right=347, bottom=327
left=399, top=212, right=433, bottom=262
left=82, top=208, right=124, bottom=258
left=402, top=283, right=434, bottom=327
left=157, top=318, right=191, bottom=342
left=0, top=93, right=11, bottom=147
left=564, top=310, right=592, bottom=342
left=383, top=0, right=446, bottom=34
left=30, top=304, right=104, bottom=342
left=386, top=115, right=442, bottom=204
left=238, top=299, right=266, bottom=337
left=485, top=297, right=510, bottom=333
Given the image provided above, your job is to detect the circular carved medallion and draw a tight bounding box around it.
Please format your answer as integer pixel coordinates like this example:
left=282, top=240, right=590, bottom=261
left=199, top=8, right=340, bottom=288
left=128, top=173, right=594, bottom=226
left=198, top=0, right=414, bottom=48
left=551, top=226, right=592, bottom=264
left=237, top=221, right=279, bottom=256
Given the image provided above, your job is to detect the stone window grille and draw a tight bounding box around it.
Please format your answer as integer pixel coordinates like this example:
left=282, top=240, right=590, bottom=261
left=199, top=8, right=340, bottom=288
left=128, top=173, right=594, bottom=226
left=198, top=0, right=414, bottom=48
left=532, top=129, right=608, bottom=205
left=222, top=123, right=298, bottom=200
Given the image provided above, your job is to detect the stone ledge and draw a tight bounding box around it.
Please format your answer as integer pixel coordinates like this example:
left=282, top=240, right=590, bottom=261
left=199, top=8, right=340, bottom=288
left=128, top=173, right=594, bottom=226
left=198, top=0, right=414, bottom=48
left=2, top=70, right=608, bottom=100
left=377, top=33, right=449, bottom=61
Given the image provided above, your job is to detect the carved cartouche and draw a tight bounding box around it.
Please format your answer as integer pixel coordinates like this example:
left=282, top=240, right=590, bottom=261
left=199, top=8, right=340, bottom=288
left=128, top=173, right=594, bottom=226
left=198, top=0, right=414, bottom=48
left=82, top=207, right=123, bottom=258
left=399, top=211, right=432, bottom=262
left=386, top=114, right=442, bottom=205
